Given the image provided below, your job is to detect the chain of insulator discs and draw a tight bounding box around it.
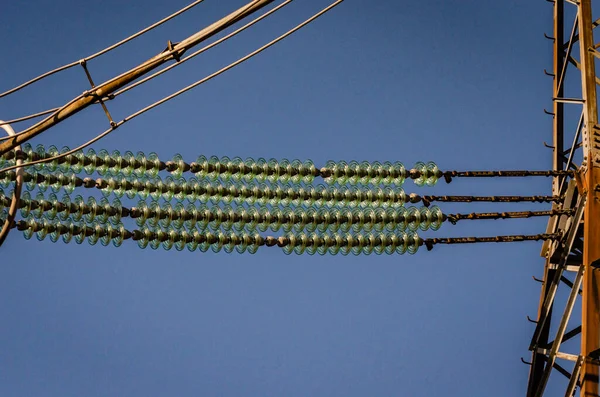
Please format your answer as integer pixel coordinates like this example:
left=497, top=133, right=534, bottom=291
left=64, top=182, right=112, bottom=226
left=5, top=216, right=423, bottom=255
left=0, top=144, right=442, bottom=186
left=0, top=145, right=448, bottom=254
left=0, top=188, right=443, bottom=234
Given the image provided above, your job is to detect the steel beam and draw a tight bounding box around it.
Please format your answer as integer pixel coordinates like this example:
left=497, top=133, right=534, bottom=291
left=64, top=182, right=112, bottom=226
left=577, top=1, right=600, bottom=395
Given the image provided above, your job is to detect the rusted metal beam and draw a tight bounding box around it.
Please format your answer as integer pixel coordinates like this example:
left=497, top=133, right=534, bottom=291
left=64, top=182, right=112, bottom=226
left=0, top=0, right=275, bottom=156
left=578, top=1, right=600, bottom=395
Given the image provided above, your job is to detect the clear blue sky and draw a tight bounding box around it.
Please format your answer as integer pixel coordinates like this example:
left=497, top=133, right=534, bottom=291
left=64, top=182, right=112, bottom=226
left=0, top=1, right=569, bottom=395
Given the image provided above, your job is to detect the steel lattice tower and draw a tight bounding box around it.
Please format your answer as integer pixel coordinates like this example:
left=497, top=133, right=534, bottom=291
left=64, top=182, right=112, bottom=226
left=526, top=0, right=600, bottom=395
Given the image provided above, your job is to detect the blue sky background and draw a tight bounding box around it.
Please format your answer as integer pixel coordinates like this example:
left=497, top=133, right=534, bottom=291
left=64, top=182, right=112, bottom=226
left=0, top=1, right=577, bottom=395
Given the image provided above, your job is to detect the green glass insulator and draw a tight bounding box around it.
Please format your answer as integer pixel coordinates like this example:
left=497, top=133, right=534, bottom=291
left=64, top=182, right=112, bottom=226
left=273, top=208, right=285, bottom=232
left=44, top=193, right=59, bottom=220
left=134, top=151, right=147, bottom=178
left=347, top=160, right=360, bottom=184
left=382, top=208, right=396, bottom=231
left=302, top=160, right=315, bottom=184
left=95, top=197, right=110, bottom=225
left=36, top=169, right=50, bottom=193
left=429, top=206, right=444, bottom=231
left=24, top=170, right=37, bottom=191
left=58, top=147, right=73, bottom=173
left=196, top=205, right=210, bottom=232
left=230, top=157, right=243, bottom=182
left=147, top=152, right=160, bottom=178
left=83, top=148, right=97, bottom=175
left=407, top=232, right=420, bottom=254
left=99, top=177, right=114, bottom=198
left=277, top=159, right=290, bottom=184
left=315, top=208, right=329, bottom=233
left=83, top=196, right=97, bottom=223
left=327, top=235, right=342, bottom=255
left=394, top=233, right=408, bottom=255
left=22, top=218, right=34, bottom=240
left=231, top=206, right=246, bottom=231
left=355, top=161, right=368, bottom=185
left=173, top=177, right=187, bottom=202
left=33, top=145, right=46, bottom=171
left=110, top=176, right=126, bottom=199
left=304, top=234, right=318, bottom=255
left=137, top=229, right=151, bottom=249
left=246, top=233, right=260, bottom=254
left=175, top=230, right=188, bottom=251
left=222, top=233, right=236, bottom=254
left=148, top=176, right=162, bottom=201
left=171, top=202, right=185, bottom=230
left=147, top=201, right=161, bottom=229
left=183, top=203, right=198, bottom=230
left=170, top=154, right=185, bottom=179
left=134, top=201, right=149, bottom=228
left=208, top=232, right=223, bottom=253
left=120, top=151, right=135, bottom=177
left=49, top=223, right=62, bottom=243
left=391, top=162, right=406, bottom=185
left=87, top=225, right=101, bottom=245
left=338, top=161, right=350, bottom=185
left=19, top=191, right=32, bottom=218
left=279, top=208, right=293, bottom=233
left=418, top=207, right=432, bottom=231
left=373, top=233, right=386, bottom=255
left=272, top=184, right=288, bottom=207
left=71, top=196, right=85, bottom=222
left=194, top=155, right=208, bottom=179
left=45, top=145, right=59, bottom=173
left=197, top=232, right=211, bottom=252
left=35, top=219, right=49, bottom=241
left=322, top=160, right=335, bottom=185
left=294, top=233, right=309, bottom=255
left=219, top=156, right=232, bottom=181
left=235, top=234, right=249, bottom=254
left=306, top=208, right=318, bottom=233
left=349, top=234, right=363, bottom=256
left=339, top=235, right=352, bottom=256
left=372, top=208, right=386, bottom=232
left=112, top=225, right=125, bottom=247
left=253, top=158, right=265, bottom=183
left=60, top=223, right=75, bottom=244
left=221, top=205, right=235, bottom=231
left=184, top=177, right=198, bottom=203
left=380, top=161, right=392, bottom=185
left=107, top=150, right=121, bottom=176
left=247, top=207, right=260, bottom=232
left=243, top=158, right=256, bottom=182
left=425, top=161, right=439, bottom=186
left=207, top=156, right=219, bottom=180
left=406, top=207, right=420, bottom=231
left=282, top=235, right=294, bottom=255
left=95, top=149, right=109, bottom=176
left=256, top=206, right=269, bottom=232
left=372, top=161, right=384, bottom=185
left=384, top=233, right=397, bottom=255
left=73, top=224, right=86, bottom=244
left=218, top=182, right=233, bottom=205
left=266, top=158, right=278, bottom=183
left=58, top=194, right=71, bottom=221
left=286, top=159, right=299, bottom=184
left=362, top=234, right=376, bottom=255
left=32, top=192, right=45, bottom=219
left=0, top=174, right=11, bottom=189
left=149, top=233, right=162, bottom=250
left=100, top=224, right=114, bottom=246
left=163, top=176, right=175, bottom=202
left=412, top=162, right=427, bottom=187
left=208, top=206, right=222, bottom=230
left=161, top=229, right=177, bottom=251
left=186, top=231, right=199, bottom=252
left=317, top=235, right=330, bottom=255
